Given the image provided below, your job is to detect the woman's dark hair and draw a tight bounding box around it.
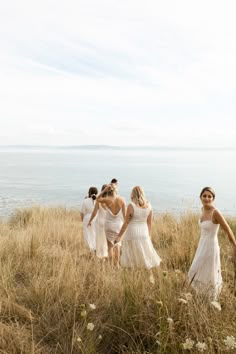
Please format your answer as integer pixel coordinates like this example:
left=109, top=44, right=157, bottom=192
left=111, top=178, right=118, bottom=184
left=88, top=186, right=98, bottom=200
left=200, top=187, right=215, bottom=200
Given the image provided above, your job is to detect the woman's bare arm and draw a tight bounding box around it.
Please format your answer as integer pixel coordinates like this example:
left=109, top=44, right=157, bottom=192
left=87, top=201, right=99, bottom=226
left=115, top=204, right=133, bottom=243
left=214, top=209, right=236, bottom=249
left=96, top=185, right=110, bottom=202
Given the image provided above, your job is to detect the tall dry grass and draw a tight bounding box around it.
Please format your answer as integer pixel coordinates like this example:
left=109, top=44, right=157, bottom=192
left=0, top=206, right=235, bottom=353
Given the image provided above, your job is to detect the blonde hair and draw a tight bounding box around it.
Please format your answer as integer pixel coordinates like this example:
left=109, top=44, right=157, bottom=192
left=107, top=184, right=117, bottom=197
left=131, top=186, right=147, bottom=207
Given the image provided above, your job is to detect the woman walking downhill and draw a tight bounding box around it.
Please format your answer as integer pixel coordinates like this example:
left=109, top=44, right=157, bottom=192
left=87, top=184, right=108, bottom=259
left=188, top=186, right=236, bottom=300
left=115, top=186, right=161, bottom=269
left=97, top=183, right=126, bottom=267
left=80, top=186, right=98, bottom=252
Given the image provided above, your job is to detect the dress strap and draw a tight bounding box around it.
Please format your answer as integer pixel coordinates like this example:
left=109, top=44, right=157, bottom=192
left=211, top=208, right=218, bottom=219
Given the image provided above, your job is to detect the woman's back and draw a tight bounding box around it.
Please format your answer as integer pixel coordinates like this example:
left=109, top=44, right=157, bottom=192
left=81, top=198, right=95, bottom=215
left=130, top=202, right=151, bottom=223
left=104, top=205, right=123, bottom=244
left=105, top=196, right=124, bottom=215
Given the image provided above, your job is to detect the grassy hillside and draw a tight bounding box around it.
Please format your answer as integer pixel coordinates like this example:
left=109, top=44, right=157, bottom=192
left=0, top=207, right=235, bottom=353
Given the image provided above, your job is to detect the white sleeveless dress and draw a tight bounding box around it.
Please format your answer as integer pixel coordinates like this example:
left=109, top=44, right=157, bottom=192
left=81, top=198, right=96, bottom=251
left=95, top=204, right=108, bottom=258
left=104, top=208, right=123, bottom=245
left=188, top=218, right=222, bottom=300
left=120, top=202, right=161, bottom=268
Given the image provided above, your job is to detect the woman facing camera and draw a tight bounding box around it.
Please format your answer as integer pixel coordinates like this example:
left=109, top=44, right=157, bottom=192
left=80, top=186, right=98, bottom=252
left=97, top=183, right=126, bottom=267
left=115, top=186, right=161, bottom=269
left=188, top=187, right=236, bottom=300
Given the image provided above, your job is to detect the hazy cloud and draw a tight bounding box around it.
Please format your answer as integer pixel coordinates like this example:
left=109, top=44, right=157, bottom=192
left=0, top=0, right=236, bottom=146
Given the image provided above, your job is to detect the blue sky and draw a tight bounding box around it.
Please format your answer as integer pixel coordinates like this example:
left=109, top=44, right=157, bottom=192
left=1, top=0, right=236, bottom=147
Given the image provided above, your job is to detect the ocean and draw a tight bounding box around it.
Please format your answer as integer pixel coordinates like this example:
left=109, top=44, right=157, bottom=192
left=0, top=146, right=236, bottom=218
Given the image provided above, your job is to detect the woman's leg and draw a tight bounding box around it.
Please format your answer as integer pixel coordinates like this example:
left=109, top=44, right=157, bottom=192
left=107, top=240, right=114, bottom=262
left=113, top=244, right=120, bottom=268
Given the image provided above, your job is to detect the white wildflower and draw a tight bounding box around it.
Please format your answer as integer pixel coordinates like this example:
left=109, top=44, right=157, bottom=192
left=167, top=317, right=174, bottom=324
left=184, top=293, right=193, bottom=301
left=89, top=303, right=96, bottom=310
left=149, top=274, right=155, bottom=284
left=87, top=322, right=95, bottom=331
left=178, top=298, right=188, bottom=304
left=98, top=334, right=102, bottom=340
left=224, top=336, right=236, bottom=350
left=175, top=269, right=181, bottom=274
left=77, top=336, right=82, bottom=342
left=196, top=342, right=207, bottom=352
left=183, top=338, right=195, bottom=350
left=211, top=301, right=221, bottom=311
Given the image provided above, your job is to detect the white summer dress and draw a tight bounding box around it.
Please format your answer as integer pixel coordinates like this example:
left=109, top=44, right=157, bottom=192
left=188, top=214, right=222, bottom=300
left=81, top=198, right=96, bottom=251
left=95, top=204, right=108, bottom=258
left=120, top=202, right=162, bottom=268
left=104, top=208, right=123, bottom=246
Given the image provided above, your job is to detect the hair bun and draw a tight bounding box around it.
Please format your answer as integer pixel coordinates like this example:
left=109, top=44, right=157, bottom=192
left=91, top=194, right=97, bottom=200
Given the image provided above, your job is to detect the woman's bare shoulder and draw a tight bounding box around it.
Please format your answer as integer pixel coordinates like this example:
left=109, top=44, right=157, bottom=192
left=118, top=195, right=126, bottom=203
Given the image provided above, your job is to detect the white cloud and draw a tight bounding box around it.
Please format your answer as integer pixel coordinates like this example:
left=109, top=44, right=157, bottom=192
left=0, top=0, right=236, bottom=146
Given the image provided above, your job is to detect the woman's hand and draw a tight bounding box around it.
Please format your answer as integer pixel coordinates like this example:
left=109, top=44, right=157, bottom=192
left=105, top=184, right=112, bottom=191
left=87, top=221, right=92, bottom=227
left=114, top=236, right=121, bottom=244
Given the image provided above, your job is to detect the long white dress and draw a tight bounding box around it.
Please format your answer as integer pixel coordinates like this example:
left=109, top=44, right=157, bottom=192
left=104, top=208, right=123, bottom=246
left=95, top=204, right=108, bottom=258
left=120, top=202, right=162, bottom=268
left=188, top=218, right=222, bottom=300
left=81, top=198, right=96, bottom=251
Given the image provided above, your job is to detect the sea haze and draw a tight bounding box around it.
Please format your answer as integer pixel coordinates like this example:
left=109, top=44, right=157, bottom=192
left=0, top=145, right=236, bottom=217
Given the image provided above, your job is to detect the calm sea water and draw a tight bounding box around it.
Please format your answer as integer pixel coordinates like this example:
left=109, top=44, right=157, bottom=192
left=0, top=146, right=236, bottom=218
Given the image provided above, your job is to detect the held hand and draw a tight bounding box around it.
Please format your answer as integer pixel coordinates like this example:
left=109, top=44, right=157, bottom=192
left=114, top=236, right=121, bottom=244
left=87, top=222, right=91, bottom=227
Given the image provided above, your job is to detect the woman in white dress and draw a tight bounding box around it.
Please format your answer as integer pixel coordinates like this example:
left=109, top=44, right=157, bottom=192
left=80, top=186, right=98, bottom=252
left=115, top=186, right=161, bottom=269
left=87, top=185, right=108, bottom=259
left=97, top=183, right=126, bottom=267
left=188, top=187, right=236, bottom=300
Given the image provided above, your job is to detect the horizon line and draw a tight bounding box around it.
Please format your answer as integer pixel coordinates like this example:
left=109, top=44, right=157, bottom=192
left=0, top=144, right=236, bottom=151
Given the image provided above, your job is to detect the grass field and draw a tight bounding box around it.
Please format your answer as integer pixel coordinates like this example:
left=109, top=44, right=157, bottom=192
left=0, top=207, right=235, bottom=353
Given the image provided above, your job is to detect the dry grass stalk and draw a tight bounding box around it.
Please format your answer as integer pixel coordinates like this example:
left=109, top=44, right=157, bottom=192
left=0, top=207, right=235, bottom=353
